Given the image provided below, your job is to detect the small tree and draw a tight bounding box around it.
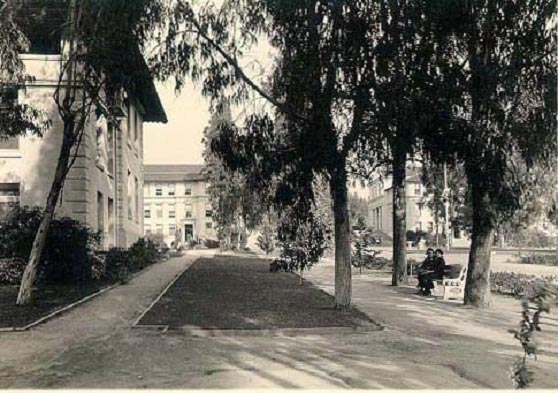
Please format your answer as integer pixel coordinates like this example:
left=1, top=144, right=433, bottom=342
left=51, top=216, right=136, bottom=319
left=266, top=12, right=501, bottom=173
left=256, top=215, right=276, bottom=256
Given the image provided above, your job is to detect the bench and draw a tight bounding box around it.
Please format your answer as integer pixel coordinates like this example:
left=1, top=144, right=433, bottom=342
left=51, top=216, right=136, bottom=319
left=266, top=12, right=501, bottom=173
left=431, top=264, right=468, bottom=301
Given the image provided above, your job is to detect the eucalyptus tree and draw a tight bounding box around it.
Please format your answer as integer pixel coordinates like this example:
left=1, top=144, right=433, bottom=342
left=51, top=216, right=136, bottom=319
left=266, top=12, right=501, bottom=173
left=203, top=105, right=269, bottom=249
left=422, top=0, right=557, bottom=307
left=151, top=0, right=378, bottom=309
left=13, top=0, right=164, bottom=304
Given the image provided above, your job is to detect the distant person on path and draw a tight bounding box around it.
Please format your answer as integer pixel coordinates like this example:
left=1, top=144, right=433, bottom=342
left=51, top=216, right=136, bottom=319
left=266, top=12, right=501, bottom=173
left=418, top=248, right=447, bottom=296
left=417, top=248, right=436, bottom=295
left=434, top=248, right=447, bottom=276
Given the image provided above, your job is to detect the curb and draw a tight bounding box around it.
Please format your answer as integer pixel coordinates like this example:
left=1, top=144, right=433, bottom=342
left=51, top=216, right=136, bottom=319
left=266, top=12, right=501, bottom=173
left=132, top=324, right=384, bottom=337
left=0, top=282, right=119, bottom=333
left=132, top=256, right=199, bottom=327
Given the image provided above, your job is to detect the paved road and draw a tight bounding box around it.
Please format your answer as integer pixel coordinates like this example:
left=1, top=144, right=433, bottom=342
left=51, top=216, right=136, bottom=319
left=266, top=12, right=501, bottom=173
left=1, top=251, right=556, bottom=388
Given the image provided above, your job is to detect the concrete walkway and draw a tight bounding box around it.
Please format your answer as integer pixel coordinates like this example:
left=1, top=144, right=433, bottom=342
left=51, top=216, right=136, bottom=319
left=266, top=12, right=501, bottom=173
left=305, top=260, right=558, bottom=389
left=1, top=251, right=557, bottom=389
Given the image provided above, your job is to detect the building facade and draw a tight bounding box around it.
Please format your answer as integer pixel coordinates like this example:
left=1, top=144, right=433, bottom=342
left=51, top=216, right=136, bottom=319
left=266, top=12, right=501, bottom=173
left=0, top=22, right=166, bottom=249
left=368, top=164, right=469, bottom=247
left=143, top=165, right=216, bottom=246
left=368, top=167, right=437, bottom=237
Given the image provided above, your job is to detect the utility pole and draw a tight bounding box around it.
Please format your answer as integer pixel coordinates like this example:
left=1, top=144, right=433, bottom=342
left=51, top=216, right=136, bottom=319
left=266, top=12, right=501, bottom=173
left=443, top=163, right=451, bottom=251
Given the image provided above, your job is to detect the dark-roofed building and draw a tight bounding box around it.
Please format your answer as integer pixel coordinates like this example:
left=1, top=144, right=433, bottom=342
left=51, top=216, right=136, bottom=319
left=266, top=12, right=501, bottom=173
left=143, top=164, right=216, bottom=246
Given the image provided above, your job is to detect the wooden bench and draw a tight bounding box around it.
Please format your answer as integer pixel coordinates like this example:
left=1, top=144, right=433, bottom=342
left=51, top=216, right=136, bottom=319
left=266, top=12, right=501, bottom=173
left=431, top=264, right=467, bottom=301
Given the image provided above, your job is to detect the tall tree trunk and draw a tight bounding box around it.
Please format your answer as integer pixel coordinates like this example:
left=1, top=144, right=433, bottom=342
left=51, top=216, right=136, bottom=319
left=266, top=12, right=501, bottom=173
left=391, top=143, right=407, bottom=286
left=17, top=122, right=75, bottom=305
left=330, top=161, right=352, bottom=310
left=464, top=174, right=493, bottom=308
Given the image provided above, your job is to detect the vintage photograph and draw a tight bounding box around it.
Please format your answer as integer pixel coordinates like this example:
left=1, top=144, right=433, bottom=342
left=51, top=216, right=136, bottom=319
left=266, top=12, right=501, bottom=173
left=0, top=0, right=557, bottom=389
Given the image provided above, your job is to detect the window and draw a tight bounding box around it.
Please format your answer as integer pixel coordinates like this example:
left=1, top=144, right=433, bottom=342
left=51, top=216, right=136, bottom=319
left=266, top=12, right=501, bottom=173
left=155, top=184, right=162, bottom=196
left=144, top=224, right=152, bottom=236
left=156, top=204, right=163, bottom=218
left=134, top=177, right=139, bottom=221
left=22, top=20, right=62, bottom=54
left=168, top=183, right=175, bottom=196
left=169, top=204, right=175, bottom=218
left=184, top=204, right=193, bottom=218
left=127, top=170, right=133, bottom=220
left=0, top=183, right=19, bottom=218
left=185, top=187, right=192, bottom=196
left=206, top=222, right=213, bottom=230
left=97, top=192, right=105, bottom=244
left=156, top=224, right=163, bottom=235
left=108, top=198, right=115, bottom=248
left=144, top=206, right=151, bottom=219
left=135, top=110, right=141, bottom=141
left=414, top=183, right=421, bottom=196
left=169, top=224, right=176, bottom=235
left=205, top=203, right=213, bottom=218
left=0, top=83, right=19, bottom=129
left=127, top=103, right=135, bottom=143
left=107, top=122, right=114, bottom=175
left=95, top=113, right=108, bottom=170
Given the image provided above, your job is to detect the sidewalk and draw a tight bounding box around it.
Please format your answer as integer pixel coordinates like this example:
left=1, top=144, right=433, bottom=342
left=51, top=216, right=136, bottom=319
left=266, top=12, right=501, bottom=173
left=305, top=259, right=558, bottom=388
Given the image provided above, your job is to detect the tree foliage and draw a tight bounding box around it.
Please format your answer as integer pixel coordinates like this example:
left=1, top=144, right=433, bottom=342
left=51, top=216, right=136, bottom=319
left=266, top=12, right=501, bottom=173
left=420, top=0, right=557, bottom=307
left=0, top=0, right=50, bottom=138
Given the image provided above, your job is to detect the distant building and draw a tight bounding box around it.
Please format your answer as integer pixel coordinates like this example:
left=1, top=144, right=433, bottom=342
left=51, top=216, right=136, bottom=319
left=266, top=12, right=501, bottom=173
left=0, top=7, right=167, bottom=249
left=368, top=167, right=437, bottom=236
left=143, top=165, right=216, bottom=246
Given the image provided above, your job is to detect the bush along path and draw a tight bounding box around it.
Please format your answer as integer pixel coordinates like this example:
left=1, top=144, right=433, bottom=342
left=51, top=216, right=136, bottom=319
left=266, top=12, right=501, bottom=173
left=0, top=238, right=162, bottom=330
left=0, top=208, right=164, bottom=329
left=137, top=255, right=381, bottom=331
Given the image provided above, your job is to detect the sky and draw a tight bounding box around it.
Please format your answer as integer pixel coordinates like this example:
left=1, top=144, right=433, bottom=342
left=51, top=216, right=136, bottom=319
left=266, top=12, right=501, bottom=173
left=143, top=80, right=210, bottom=165
left=143, top=30, right=275, bottom=166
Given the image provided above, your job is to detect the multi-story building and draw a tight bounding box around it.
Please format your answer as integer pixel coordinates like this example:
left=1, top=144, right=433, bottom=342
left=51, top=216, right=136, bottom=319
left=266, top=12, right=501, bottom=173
left=0, top=10, right=167, bottom=249
left=368, top=167, right=437, bottom=236
left=368, top=164, right=468, bottom=246
left=143, top=165, right=215, bottom=246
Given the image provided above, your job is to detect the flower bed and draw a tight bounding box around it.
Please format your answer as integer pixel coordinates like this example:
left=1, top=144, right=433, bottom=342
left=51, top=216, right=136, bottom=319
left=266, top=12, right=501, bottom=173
left=490, top=271, right=558, bottom=298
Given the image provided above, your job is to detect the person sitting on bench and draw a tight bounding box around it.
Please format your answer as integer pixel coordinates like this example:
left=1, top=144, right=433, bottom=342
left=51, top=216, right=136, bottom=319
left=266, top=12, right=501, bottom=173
left=418, top=248, right=446, bottom=295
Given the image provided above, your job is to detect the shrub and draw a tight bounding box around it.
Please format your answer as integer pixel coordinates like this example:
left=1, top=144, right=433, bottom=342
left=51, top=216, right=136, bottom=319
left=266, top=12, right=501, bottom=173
left=516, top=254, right=558, bottom=267
left=0, top=207, right=100, bottom=285
left=104, top=248, right=131, bottom=283
left=40, top=217, right=101, bottom=283
left=490, top=271, right=558, bottom=297
left=507, top=228, right=554, bottom=248
left=257, top=220, right=276, bottom=255
left=91, top=251, right=107, bottom=281
left=128, top=238, right=159, bottom=272
left=0, top=258, right=26, bottom=285
left=204, top=239, right=220, bottom=249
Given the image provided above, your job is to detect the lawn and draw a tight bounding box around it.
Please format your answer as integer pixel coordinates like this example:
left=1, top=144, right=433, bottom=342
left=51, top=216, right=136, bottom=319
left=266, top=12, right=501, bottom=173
left=0, top=283, right=106, bottom=329
left=138, top=255, right=380, bottom=330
